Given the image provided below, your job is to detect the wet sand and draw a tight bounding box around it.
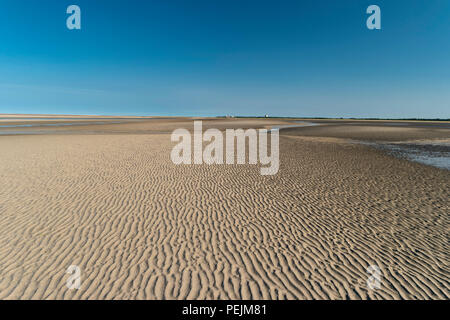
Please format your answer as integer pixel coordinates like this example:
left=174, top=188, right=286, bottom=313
left=0, top=116, right=448, bottom=299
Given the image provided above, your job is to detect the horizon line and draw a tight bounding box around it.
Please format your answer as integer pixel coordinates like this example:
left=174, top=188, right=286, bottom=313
left=0, top=113, right=449, bottom=121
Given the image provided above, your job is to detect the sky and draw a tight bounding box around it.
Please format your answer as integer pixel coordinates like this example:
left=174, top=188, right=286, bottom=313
left=0, top=0, right=449, bottom=118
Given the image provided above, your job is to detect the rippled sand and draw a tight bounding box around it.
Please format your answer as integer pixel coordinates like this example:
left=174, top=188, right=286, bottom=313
left=0, top=118, right=448, bottom=299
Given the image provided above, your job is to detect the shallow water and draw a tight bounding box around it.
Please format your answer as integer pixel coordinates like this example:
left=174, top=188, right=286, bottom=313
left=0, top=131, right=43, bottom=135
left=359, top=141, right=450, bottom=170
left=0, top=121, right=126, bottom=128
left=270, top=121, right=320, bottom=131
left=0, top=117, right=136, bottom=121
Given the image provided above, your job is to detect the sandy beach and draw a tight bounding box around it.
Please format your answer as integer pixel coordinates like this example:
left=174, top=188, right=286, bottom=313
left=0, top=117, right=448, bottom=299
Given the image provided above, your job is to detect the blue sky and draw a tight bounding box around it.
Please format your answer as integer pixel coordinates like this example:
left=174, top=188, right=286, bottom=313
left=0, top=0, right=449, bottom=117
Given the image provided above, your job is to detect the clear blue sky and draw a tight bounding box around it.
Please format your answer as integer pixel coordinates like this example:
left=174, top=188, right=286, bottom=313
left=0, top=0, right=449, bottom=118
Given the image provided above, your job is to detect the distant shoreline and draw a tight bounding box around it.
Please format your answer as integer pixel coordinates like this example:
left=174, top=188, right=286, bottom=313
left=1, top=114, right=449, bottom=122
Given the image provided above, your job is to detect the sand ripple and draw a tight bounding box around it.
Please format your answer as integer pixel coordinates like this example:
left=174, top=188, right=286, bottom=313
left=0, top=134, right=448, bottom=299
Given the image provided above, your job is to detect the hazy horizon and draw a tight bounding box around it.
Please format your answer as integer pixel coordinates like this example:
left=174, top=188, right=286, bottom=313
left=1, top=113, right=449, bottom=120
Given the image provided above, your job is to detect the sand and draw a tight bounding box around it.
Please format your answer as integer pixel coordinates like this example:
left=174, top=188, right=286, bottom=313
left=0, top=118, right=448, bottom=299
